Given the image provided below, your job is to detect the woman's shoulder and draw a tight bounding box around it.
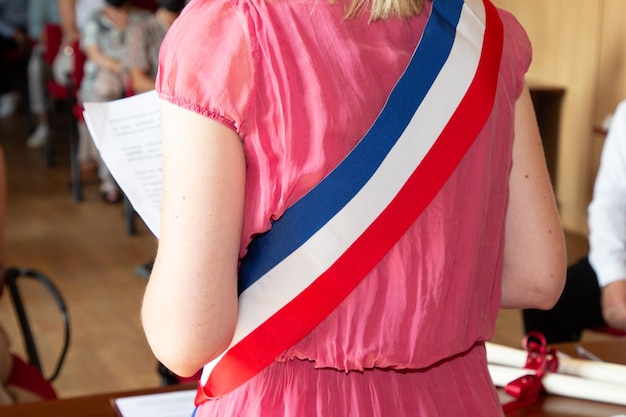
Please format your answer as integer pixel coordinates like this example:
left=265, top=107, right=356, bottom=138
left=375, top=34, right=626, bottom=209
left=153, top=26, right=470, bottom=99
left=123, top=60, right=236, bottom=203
left=497, top=7, right=532, bottom=57
left=165, top=0, right=249, bottom=46
left=495, top=7, right=532, bottom=98
left=157, top=0, right=255, bottom=132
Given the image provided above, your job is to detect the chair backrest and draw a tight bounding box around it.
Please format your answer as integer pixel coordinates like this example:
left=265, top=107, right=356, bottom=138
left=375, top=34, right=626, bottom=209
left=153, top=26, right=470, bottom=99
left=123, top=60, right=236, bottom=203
left=130, top=0, right=159, bottom=11
left=5, top=354, right=58, bottom=402
left=68, top=40, right=87, bottom=94
left=43, top=24, right=63, bottom=67
left=2, top=267, right=70, bottom=383
left=65, top=40, right=88, bottom=124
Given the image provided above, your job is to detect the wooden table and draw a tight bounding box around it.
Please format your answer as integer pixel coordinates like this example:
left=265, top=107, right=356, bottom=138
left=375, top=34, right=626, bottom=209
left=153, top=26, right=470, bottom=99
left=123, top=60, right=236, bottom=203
left=553, top=339, right=626, bottom=365
left=1, top=341, right=625, bottom=417
left=0, top=384, right=196, bottom=417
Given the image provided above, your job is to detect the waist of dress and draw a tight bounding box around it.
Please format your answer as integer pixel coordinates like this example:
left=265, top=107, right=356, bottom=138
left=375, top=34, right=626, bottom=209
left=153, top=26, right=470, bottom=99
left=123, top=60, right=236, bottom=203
left=275, top=340, right=488, bottom=374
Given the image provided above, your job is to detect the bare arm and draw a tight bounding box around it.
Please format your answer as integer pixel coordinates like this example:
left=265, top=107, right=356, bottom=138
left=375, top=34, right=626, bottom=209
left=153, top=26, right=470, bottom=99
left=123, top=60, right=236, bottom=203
left=602, top=280, right=626, bottom=330
left=142, top=100, right=245, bottom=377
left=84, top=44, right=123, bottom=73
left=129, top=68, right=156, bottom=93
left=500, top=85, right=566, bottom=310
left=57, top=0, right=80, bottom=42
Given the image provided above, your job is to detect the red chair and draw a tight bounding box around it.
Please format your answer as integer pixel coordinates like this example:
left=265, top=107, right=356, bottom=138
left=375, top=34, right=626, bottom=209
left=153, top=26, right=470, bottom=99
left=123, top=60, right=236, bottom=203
left=45, top=19, right=143, bottom=230
left=66, top=41, right=88, bottom=202
left=1, top=267, right=71, bottom=394
left=42, top=24, right=86, bottom=202
left=41, top=24, right=68, bottom=169
left=42, top=23, right=85, bottom=93
left=42, top=24, right=66, bottom=100
left=5, top=355, right=58, bottom=401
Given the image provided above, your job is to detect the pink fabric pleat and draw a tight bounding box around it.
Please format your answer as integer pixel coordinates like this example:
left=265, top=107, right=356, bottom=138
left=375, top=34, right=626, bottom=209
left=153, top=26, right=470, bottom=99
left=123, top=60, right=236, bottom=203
left=194, top=344, right=505, bottom=417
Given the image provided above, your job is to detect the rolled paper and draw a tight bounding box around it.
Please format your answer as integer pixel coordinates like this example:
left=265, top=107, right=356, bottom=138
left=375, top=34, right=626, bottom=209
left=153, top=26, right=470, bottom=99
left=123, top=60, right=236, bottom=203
left=486, top=342, right=626, bottom=386
left=489, top=364, right=626, bottom=406
left=485, top=342, right=534, bottom=368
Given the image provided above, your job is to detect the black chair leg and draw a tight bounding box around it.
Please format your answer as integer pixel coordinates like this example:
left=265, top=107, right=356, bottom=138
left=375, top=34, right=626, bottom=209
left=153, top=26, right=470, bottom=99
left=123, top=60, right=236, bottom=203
left=3, top=267, right=71, bottom=382
left=123, top=195, right=135, bottom=235
left=157, top=362, right=180, bottom=386
left=43, top=129, right=55, bottom=167
left=68, top=118, right=82, bottom=202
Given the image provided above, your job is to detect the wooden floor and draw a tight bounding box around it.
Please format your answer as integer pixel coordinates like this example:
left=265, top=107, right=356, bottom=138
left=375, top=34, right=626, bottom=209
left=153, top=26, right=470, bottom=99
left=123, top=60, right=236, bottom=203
left=0, top=104, right=160, bottom=398
left=0, top=101, right=594, bottom=399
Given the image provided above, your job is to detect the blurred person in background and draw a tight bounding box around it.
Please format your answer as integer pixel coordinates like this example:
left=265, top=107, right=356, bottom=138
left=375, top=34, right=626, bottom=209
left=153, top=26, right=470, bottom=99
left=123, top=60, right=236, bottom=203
left=25, top=0, right=60, bottom=148
left=588, top=99, right=626, bottom=332
left=79, top=0, right=148, bottom=203
left=0, top=0, right=27, bottom=118
left=125, top=0, right=187, bottom=94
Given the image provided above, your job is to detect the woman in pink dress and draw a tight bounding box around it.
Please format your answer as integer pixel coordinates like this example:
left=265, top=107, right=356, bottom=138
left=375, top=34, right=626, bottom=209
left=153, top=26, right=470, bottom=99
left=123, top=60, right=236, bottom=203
left=142, top=0, right=566, bottom=415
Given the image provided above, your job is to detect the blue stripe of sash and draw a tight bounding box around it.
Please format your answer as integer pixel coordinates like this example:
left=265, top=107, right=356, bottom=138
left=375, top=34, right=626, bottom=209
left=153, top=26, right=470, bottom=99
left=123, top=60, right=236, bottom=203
left=239, top=0, right=466, bottom=293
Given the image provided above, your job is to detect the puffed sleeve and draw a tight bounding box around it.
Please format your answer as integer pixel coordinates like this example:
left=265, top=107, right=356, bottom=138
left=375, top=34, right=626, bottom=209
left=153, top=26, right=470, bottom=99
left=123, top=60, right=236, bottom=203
left=155, top=0, right=255, bottom=136
left=498, top=9, right=532, bottom=99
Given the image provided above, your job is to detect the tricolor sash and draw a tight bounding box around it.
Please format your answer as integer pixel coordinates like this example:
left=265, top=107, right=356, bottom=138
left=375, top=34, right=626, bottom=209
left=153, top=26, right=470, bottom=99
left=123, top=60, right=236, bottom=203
left=196, top=0, right=503, bottom=404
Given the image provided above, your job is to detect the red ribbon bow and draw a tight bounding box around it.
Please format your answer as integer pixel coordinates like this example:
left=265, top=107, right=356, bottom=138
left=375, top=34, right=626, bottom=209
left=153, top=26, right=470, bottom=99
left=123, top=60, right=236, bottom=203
left=502, top=332, right=559, bottom=414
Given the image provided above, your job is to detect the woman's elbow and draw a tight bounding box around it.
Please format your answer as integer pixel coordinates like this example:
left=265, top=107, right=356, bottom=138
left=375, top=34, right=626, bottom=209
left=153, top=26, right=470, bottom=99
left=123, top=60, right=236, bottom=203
left=533, top=241, right=568, bottom=309
left=150, top=349, right=208, bottom=379
left=501, top=258, right=567, bottom=310
left=143, top=322, right=235, bottom=377
left=141, top=303, right=237, bottom=378
left=530, top=268, right=566, bottom=310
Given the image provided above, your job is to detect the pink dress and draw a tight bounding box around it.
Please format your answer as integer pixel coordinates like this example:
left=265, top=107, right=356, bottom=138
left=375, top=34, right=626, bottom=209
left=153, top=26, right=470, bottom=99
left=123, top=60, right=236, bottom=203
left=156, top=0, right=531, bottom=415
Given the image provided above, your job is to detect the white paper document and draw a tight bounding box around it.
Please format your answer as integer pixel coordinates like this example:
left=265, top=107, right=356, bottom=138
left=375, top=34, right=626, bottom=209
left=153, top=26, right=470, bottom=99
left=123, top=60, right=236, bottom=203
left=112, top=389, right=196, bottom=417
left=83, top=90, right=163, bottom=237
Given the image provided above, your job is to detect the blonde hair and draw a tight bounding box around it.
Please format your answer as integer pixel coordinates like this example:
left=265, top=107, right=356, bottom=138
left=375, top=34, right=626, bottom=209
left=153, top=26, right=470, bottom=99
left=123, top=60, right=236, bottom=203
left=342, top=0, right=427, bottom=21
